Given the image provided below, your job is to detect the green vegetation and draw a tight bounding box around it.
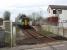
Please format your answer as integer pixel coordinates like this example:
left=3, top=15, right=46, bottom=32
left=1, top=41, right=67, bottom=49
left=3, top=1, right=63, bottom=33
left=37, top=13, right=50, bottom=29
left=42, top=30, right=53, bottom=36
left=37, top=26, right=54, bottom=36
left=41, top=30, right=54, bottom=36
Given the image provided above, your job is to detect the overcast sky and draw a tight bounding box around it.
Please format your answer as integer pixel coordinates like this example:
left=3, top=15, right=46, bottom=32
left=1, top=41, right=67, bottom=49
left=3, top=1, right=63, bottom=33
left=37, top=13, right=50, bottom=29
left=0, top=0, right=67, bottom=21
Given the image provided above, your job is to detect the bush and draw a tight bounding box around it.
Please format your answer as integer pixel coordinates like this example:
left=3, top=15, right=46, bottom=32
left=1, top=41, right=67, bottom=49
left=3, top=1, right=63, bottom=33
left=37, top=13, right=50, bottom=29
left=41, top=30, right=54, bottom=36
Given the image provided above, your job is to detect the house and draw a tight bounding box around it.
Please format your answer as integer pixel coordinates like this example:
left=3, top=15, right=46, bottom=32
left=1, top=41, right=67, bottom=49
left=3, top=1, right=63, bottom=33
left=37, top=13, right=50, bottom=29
left=47, top=5, right=67, bottom=17
left=47, top=5, right=67, bottom=27
left=47, top=5, right=67, bottom=37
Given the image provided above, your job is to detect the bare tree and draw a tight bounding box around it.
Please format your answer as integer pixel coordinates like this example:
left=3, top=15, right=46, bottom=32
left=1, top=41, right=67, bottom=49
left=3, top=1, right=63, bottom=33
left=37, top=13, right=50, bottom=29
left=3, top=11, right=10, bottom=20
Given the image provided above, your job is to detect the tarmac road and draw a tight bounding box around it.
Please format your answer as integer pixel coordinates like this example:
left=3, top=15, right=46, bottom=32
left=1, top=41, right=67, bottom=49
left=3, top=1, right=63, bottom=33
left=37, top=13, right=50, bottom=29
left=0, top=41, right=67, bottom=50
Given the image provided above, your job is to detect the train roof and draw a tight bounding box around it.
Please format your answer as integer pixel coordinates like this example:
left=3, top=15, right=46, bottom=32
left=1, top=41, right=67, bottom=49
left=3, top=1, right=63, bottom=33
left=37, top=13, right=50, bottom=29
left=20, top=14, right=26, bottom=18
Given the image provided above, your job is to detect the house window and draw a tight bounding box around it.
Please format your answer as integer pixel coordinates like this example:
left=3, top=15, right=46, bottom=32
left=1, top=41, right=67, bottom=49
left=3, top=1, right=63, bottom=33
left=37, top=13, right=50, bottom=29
left=53, top=9, right=57, bottom=14
left=58, top=9, right=62, bottom=14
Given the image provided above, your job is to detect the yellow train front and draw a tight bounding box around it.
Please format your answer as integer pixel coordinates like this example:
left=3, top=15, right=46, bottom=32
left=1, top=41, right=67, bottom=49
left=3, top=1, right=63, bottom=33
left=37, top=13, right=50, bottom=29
left=21, top=17, right=30, bottom=29
left=16, top=14, right=31, bottom=29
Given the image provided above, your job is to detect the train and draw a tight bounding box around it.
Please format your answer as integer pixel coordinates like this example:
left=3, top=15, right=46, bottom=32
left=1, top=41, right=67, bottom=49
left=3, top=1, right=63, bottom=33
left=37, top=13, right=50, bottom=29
left=16, top=14, right=32, bottom=29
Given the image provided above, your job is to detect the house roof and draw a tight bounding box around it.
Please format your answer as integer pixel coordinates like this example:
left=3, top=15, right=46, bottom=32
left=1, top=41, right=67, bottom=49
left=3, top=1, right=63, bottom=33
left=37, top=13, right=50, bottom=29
left=49, top=5, right=67, bottom=10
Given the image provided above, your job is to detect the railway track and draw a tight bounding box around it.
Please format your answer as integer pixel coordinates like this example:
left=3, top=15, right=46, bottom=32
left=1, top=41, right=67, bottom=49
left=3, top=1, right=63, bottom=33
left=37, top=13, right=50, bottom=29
left=16, top=26, right=57, bottom=45
left=33, top=29, right=56, bottom=41
left=22, top=29, right=33, bottom=38
left=22, top=28, right=56, bottom=44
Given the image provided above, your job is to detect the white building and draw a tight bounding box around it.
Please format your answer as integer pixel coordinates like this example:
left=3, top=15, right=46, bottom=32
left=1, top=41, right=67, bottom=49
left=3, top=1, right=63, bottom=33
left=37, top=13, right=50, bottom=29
left=48, top=5, right=67, bottom=28
left=47, top=5, right=67, bottom=37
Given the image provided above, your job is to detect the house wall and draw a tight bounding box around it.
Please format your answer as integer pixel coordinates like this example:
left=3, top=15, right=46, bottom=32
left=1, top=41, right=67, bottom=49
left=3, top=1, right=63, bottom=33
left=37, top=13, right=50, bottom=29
left=48, top=7, right=59, bottom=17
left=59, top=10, right=67, bottom=28
left=48, top=7, right=67, bottom=27
left=47, top=17, right=58, bottom=26
left=59, top=10, right=67, bottom=19
left=48, top=7, right=53, bottom=17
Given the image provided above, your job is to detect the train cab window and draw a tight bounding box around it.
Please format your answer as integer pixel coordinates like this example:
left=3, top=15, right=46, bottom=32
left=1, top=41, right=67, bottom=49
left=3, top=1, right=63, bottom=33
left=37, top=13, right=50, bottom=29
left=25, top=19, right=28, bottom=25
